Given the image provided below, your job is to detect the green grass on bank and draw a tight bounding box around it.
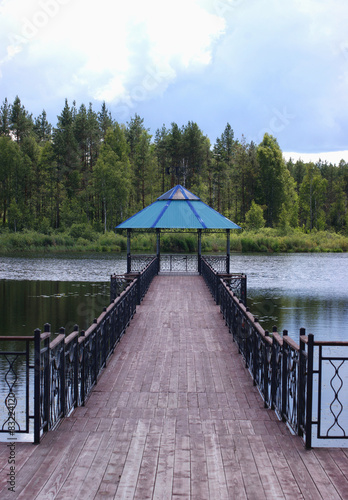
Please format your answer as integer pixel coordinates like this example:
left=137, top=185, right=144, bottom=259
left=0, top=225, right=347, bottom=254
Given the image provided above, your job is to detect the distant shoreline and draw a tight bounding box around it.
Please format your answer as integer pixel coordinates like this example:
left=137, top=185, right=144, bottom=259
left=0, top=228, right=347, bottom=255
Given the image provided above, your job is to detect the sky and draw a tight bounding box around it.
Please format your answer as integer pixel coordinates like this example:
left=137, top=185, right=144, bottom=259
left=0, top=0, right=347, bottom=164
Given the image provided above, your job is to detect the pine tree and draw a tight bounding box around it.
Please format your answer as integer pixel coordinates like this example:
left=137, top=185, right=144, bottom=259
left=0, top=98, right=11, bottom=137
left=34, top=110, right=52, bottom=142
left=52, top=99, right=80, bottom=226
left=256, top=134, right=288, bottom=227
left=154, top=125, right=171, bottom=193
left=10, top=96, right=33, bottom=143
left=98, top=101, right=113, bottom=139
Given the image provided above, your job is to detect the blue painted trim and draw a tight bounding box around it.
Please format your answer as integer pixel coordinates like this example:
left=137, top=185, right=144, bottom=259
left=151, top=200, right=172, bottom=228
left=150, top=186, right=181, bottom=227
left=170, top=186, right=179, bottom=199
left=199, top=200, right=241, bottom=229
left=115, top=201, right=156, bottom=228
left=186, top=200, right=207, bottom=229
left=181, top=186, right=189, bottom=200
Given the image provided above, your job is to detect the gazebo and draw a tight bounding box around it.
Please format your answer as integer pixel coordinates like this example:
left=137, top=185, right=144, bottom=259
left=116, top=185, right=240, bottom=274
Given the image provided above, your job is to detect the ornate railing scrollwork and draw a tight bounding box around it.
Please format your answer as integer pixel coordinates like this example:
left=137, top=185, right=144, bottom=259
left=0, top=256, right=159, bottom=443
left=201, top=255, right=348, bottom=449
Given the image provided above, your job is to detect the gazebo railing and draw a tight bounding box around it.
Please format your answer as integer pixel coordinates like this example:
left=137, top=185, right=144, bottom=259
left=200, top=256, right=246, bottom=305
left=159, top=254, right=199, bottom=273
left=202, top=255, right=228, bottom=273
left=129, top=255, right=156, bottom=272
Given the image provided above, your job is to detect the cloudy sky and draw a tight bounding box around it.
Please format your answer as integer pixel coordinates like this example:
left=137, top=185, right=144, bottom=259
left=1, top=0, right=347, bottom=163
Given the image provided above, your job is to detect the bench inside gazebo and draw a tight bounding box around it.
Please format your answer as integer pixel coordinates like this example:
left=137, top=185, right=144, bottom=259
left=116, top=185, right=240, bottom=275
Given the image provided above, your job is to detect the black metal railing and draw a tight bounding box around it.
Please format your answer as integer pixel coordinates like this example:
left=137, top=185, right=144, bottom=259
left=159, top=254, right=199, bottom=273
left=201, top=256, right=221, bottom=302
left=201, top=256, right=348, bottom=449
left=136, top=256, right=159, bottom=301
left=0, top=257, right=158, bottom=444
left=200, top=256, right=247, bottom=305
left=2, top=256, right=347, bottom=448
left=129, top=254, right=157, bottom=272
left=110, top=255, right=159, bottom=303
left=201, top=255, right=228, bottom=273
left=313, top=340, right=348, bottom=442
left=0, top=338, right=32, bottom=437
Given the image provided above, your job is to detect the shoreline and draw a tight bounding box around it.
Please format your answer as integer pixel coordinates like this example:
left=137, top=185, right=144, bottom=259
left=0, top=228, right=347, bottom=255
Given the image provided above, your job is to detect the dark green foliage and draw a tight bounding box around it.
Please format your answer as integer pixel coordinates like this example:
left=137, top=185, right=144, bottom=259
left=10, top=96, right=33, bottom=143
left=0, top=96, right=347, bottom=243
left=0, top=227, right=348, bottom=254
left=255, top=134, right=289, bottom=227
left=161, top=234, right=197, bottom=253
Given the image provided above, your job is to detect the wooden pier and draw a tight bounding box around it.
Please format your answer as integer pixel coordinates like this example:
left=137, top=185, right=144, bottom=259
left=1, top=275, right=348, bottom=499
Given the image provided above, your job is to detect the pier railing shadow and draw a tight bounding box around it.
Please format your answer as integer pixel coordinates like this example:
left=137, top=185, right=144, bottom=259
left=201, top=256, right=348, bottom=449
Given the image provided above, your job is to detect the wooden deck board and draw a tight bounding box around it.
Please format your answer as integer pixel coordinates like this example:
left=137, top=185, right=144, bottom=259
left=1, top=275, right=348, bottom=499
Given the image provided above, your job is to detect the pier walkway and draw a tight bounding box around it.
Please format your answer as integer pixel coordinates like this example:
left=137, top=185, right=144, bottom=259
left=1, top=276, right=348, bottom=499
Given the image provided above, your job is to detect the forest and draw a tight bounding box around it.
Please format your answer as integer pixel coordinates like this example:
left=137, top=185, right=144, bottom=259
left=0, top=96, right=348, bottom=245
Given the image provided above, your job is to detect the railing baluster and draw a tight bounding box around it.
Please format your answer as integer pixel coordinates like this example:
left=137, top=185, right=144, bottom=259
left=201, top=256, right=344, bottom=449
left=34, top=328, right=41, bottom=444
left=43, top=324, right=51, bottom=433
left=305, top=333, right=314, bottom=449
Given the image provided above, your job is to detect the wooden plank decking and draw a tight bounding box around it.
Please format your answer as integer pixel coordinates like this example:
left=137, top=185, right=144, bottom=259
left=1, top=275, right=348, bottom=499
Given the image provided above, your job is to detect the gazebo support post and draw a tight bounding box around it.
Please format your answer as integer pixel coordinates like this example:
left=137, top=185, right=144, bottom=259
left=198, top=229, right=202, bottom=274
left=127, top=229, right=132, bottom=274
left=226, top=229, right=230, bottom=274
left=156, top=229, right=161, bottom=273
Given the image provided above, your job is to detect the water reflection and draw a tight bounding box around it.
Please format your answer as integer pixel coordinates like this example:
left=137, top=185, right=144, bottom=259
left=0, top=252, right=347, bottom=342
left=0, top=252, right=347, bottom=442
left=0, top=280, right=110, bottom=337
left=0, top=253, right=126, bottom=281
left=248, top=291, right=348, bottom=342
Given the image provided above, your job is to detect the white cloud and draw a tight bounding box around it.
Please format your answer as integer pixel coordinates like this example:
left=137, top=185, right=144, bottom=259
left=283, top=150, right=348, bottom=165
left=0, top=0, right=225, bottom=104
left=0, top=0, right=346, bottom=153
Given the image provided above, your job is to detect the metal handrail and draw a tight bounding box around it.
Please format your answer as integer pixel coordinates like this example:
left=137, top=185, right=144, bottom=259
left=0, top=256, right=159, bottom=443
left=201, top=255, right=348, bottom=449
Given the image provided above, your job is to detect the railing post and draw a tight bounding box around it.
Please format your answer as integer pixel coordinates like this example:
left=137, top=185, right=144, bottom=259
left=73, top=325, right=79, bottom=408
left=271, top=334, right=276, bottom=410
left=34, top=328, right=41, bottom=444
left=93, top=319, right=98, bottom=385
left=252, top=322, right=258, bottom=378
left=198, top=229, right=202, bottom=274
left=156, top=229, right=161, bottom=273
left=137, top=276, right=142, bottom=305
left=281, top=330, right=288, bottom=421
left=305, top=333, right=314, bottom=449
left=43, top=324, right=51, bottom=433
left=25, top=339, right=30, bottom=432
left=270, top=325, right=278, bottom=410
left=241, top=274, right=247, bottom=306
left=264, top=331, right=270, bottom=407
left=80, top=331, right=86, bottom=406
left=59, top=327, right=66, bottom=417
left=127, top=229, right=131, bottom=274
left=110, top=274, right=117, bottom=302
left=215, top=274, right=219, bottom=304
left=226, top=229, right=230, bottom=273
left=298, top=327, right=306, bottom=437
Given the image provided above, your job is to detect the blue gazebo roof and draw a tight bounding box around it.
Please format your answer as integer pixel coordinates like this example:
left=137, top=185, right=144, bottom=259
left=116, top=185, right=240, bottom=230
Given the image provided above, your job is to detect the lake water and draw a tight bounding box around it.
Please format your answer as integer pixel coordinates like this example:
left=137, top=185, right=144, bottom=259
left=0, top=253, right=347, bottom=342
left=1, top=252, right=347, bottom=445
